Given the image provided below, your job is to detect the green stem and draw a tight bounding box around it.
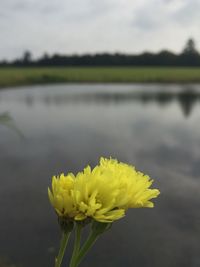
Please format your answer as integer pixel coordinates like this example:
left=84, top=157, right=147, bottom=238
left=69, top=223, right=82, bottom=267
left=74, top=231, right=99, bottom=267
left=55, top=231, right=71, bottom=267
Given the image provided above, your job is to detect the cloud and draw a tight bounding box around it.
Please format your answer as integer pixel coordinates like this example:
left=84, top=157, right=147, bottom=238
left=0, top=0, right=199, bottom=59
left=171, top=0, right=200, bottom=25
left=132, top=0, right=186, bottom=31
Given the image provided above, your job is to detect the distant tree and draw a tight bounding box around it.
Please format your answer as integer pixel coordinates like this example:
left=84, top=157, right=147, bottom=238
left=0, top=59, right=8, bottom=66
left=155, top=50, right=177, bottom=66
left=179, top=38, right=200, bottom=66
left=3, top=41, right=200, bottom=67
left=22, top=50, right=32, bottom=63
left=42, top=52, right=49, bottom=60
left=182, top=38, right=199, bottom=54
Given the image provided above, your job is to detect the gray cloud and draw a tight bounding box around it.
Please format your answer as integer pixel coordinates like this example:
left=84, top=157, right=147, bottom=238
left=171, top=0, right=200, bottom=25
left=0, top=0, right=199, bottom=60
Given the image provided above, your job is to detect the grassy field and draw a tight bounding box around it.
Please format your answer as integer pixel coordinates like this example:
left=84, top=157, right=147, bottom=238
left=1, top=67, right=200, bottom=88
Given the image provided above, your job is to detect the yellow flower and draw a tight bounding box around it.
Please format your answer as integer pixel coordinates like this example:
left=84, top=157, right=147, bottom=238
left=48, top=158, right=160, bottom=223
left=48, top=173, right=77, bottom=218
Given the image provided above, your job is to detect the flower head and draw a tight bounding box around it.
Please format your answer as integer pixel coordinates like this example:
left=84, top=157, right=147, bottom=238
left=48, top=173, right=76, bottom=218
left=48, top=157, right=160, bottom=223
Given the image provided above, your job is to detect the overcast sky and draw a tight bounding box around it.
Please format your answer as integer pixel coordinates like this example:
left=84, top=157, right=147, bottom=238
left=0, top=0, right=200, bottom=60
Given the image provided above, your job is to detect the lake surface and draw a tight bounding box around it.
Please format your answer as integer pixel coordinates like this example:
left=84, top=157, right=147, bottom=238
left=0, top=84, right=200, bottom=267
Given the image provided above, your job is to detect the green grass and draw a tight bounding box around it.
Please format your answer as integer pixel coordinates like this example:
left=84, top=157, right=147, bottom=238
left=1, top=67, right=200, bottom=88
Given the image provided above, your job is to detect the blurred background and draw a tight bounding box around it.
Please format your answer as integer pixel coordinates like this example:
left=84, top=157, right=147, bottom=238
left=0, top=1, right=200, bottom=267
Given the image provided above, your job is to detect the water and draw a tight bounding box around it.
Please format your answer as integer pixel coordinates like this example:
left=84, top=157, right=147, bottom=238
left=0, top=84, right=200, bottom=267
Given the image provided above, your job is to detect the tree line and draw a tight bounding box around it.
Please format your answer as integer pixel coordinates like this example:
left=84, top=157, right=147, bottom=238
left=1, top=38, right=200, bottom=67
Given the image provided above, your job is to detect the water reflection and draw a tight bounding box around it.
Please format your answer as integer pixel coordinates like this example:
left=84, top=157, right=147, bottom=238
left=0, top=112, right=13, bottom=125
left=0, top=112, right=23, bottom=138
left=0, top=84, right=200, bottom=267
left=1, top=85, right=199, bottom=118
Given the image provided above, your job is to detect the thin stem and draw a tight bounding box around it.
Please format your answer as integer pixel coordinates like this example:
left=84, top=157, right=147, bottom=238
left=74, top=231, right=99, bottom=267
left=55, top=231, right=71, bottom=267
left=69, top=223, right=82, bottom=267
